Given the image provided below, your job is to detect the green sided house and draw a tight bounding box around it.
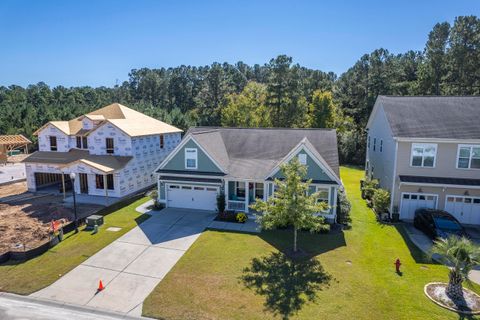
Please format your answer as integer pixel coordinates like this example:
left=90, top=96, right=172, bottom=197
left=155, top=127, right=342, bottom=222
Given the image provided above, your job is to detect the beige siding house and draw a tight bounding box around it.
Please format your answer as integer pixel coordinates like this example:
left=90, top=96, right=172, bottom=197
left=366, top=96, right=480, bottom=225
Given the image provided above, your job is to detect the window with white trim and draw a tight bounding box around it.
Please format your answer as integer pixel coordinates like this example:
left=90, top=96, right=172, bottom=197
left=411, top=143, right=437, bottom=167
left=185, top=148, right=198, bottom=169
left=235, top=181, right=245, bottom=199
left=373, top=138, right=376, bottom=152
left=298, top=153, right=307, bottom=165
left=457, top=145, right=480, bottom=169
left=317, top=187, right=329, bottom=205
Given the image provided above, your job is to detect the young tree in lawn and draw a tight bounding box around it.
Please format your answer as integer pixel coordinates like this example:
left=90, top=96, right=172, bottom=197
left=250, top=157, right=329, bottom=253
left=431, top=236, right=480, bottom=300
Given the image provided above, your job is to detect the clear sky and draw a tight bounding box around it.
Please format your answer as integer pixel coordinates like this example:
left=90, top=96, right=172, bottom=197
left=0, top=0, right=478, bottom=87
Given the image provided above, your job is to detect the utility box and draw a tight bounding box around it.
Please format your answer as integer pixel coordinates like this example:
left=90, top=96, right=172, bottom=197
left=86, top=215, right=104, bottom=229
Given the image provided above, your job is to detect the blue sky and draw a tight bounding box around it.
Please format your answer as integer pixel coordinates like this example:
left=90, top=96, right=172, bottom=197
left=0, top=0, right=478, bottom=87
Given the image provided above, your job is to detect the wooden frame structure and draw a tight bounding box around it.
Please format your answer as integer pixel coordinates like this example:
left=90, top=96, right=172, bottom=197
left=0, top=135, right=31, bottom=163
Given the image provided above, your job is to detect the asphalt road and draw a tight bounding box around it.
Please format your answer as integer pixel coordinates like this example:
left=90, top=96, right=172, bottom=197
left=0, top=293, right=134, bottom=320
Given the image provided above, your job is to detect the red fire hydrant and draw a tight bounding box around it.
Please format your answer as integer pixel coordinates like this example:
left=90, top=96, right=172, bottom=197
left=394, top=258, right=402, bottom=273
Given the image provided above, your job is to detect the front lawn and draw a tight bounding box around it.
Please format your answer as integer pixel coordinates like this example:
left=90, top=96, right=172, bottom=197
left=143, top=167, right=480, bottom=320
left=0, top=197, right=150, bottom=295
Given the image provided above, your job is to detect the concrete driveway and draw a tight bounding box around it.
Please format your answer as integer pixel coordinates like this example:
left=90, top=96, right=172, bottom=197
left=32, top=207, right=215, bottom=317
left=403, top=223, right=480, bottom=284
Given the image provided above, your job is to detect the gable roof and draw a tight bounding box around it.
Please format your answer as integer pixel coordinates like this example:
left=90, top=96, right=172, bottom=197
left=160, top=127, right=340, bottom=182
left=34, top=103, right=182, bottom=137
left=370, top=96, right=480, bottom=139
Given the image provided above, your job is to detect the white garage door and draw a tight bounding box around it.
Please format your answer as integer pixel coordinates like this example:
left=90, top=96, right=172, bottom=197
left=167, top=184, right=218, bottom=211
left=445, top=196, right=480, bottom=225
left=400, top=193, right=438, bottom=220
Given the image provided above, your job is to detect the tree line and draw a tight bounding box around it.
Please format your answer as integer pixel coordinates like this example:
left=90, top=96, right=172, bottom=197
left=0, top=16, right=478, bottom=164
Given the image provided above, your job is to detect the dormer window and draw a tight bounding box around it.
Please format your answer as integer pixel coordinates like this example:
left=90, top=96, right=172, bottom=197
left=49, top=136, right=57, bottom=151
left=185, top=148, right=198, bottom=169
left=298, top=153, right=307, bottom=165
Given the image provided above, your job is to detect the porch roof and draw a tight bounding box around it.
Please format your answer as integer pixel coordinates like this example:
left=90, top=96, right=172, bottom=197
left=399, top=175, right=480, bottom=187
left=23, top=149, right=132, bottom=173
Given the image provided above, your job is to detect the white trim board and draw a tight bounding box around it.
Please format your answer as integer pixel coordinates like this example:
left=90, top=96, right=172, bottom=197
left=265, top=139, right=341, bottom=185
left=155, top=134, right=226, bottom=174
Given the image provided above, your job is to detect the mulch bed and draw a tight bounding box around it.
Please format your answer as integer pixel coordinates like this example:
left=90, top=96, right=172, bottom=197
left=424, top=282, right=480, bottom=314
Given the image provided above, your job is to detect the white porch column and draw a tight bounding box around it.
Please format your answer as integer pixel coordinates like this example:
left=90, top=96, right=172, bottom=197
left=104, top=174, right=109, bottom=205
left=224, top=179, right=229, bottom=210
left=245, top=181, right=249, bottom=213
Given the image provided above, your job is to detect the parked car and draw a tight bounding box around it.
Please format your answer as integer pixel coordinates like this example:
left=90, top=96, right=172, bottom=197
left=414, top=208, right=469, bottom=240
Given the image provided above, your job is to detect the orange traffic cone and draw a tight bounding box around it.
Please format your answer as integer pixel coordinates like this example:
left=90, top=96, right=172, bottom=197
left=97, top=280, right=104, bottom=291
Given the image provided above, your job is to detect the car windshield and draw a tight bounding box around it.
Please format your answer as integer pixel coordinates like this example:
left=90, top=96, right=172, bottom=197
left=434, top=217, right=462, bottom=231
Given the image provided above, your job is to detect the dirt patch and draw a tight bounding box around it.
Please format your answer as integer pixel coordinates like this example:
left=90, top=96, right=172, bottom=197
left=0, top=197, right=103, bottom=255
left=0, top=181, right=27, bottom=198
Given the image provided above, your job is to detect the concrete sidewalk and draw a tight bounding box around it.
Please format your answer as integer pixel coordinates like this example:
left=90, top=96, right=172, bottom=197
left=0, top=292, right=146, bottom=320
left=32, top=206, right=215, bottom=317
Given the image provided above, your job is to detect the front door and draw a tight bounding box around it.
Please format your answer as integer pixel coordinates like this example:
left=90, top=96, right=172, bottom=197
left=79, top=173, right=88, bottom=194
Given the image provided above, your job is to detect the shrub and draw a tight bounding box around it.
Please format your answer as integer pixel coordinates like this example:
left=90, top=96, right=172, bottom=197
left=217, top=192, right=226, bottom=213
left=372, top=189, right=390, bottom=214
left=216, top=210, right=237, bottom=222
left=361, top=178, right=379, bottom=201
left=336, top=187, right=351, bottom=225
left=147, top=189, right=164, bottom=209
left=236, top=212, right=248, bottom=223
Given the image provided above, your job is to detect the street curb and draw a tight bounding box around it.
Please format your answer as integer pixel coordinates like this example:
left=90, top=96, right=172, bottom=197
left=0, top=292, right=155, bottom=319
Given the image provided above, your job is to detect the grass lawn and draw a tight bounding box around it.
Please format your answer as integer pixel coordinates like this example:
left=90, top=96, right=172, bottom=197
left=143, top=167, right=480, bottom=320
left=0, top=197, right=150, bottom=295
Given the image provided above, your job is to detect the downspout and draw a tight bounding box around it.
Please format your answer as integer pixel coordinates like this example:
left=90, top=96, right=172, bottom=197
left=389, top=139, right=399, bottom=218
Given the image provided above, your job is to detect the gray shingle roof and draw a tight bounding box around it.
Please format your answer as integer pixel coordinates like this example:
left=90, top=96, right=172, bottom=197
left=399, top=175, right=480, bottom=187
left=378, top=96, right=480, bottom=139
left=184, top=127, right=340, bottom=180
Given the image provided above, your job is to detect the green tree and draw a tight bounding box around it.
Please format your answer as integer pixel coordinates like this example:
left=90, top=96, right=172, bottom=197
left=431, top=236, right=480, bottom=300
left=250, top=158, right=329, bottom=253
left=221, top=81, right=271, bottom=127
left=446, top=16, right=480, bottom=94
left=418, top=22, right=450, bottom=95
left=308, top=90, right=335, bottom=128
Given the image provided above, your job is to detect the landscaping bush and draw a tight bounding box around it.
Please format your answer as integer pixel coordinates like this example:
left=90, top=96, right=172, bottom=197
left=361, top=178, right=379, bottom=201
left=336, top=187, right=351, bottom=225
left=217, top=192, right=226, bottom=213
left=372, top=189, right=390, bottom=215
left=147, top=189, right=164, bottom=209
left=216, top=210, right=237, bottom=222
left=236, top=212, right=248, bottom=223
